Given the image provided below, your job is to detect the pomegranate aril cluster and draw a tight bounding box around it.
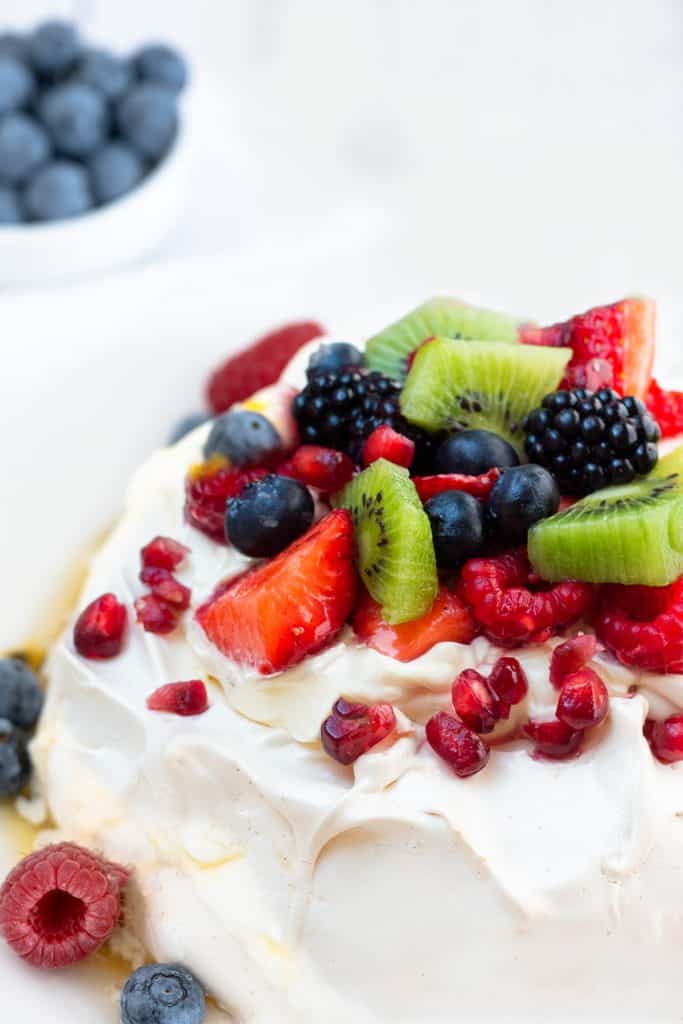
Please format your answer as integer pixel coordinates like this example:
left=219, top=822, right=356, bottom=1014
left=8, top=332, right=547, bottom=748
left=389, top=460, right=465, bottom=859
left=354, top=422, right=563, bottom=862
left=135, top=536, right=191, bottom=635
left=321, top=698, right=396, bottom=765
left=523, top=388, right=660, bottom=496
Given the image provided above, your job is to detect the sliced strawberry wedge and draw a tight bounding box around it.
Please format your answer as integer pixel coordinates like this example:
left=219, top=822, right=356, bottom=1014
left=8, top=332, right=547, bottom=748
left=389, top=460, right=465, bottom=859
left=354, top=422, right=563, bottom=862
left=645, top=378, right=683, bottom=439
left=196, top=509, right=357, bottom=674
left=413, top=468, right=501, bottom=503
left=353, top=585, right=477, bottom=662
left=520, top=297, right=655, bottom=398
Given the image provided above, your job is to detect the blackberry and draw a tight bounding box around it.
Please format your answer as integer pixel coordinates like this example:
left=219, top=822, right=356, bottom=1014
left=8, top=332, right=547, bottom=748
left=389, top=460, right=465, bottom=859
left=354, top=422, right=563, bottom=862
left=523, top=388, right=660, bottom=496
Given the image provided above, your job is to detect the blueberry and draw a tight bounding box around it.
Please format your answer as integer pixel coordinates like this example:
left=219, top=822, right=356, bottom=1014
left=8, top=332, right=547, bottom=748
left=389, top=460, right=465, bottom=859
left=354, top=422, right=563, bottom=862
left=226, top=474, right=314, bottom=558
left=117, top=84, right=178, bottom=161
left=0, top=56, right=35, bottom=115
left=133, top=44, right=188, bottom=94
left=120, top=963, right=205, bottom=1024
left=0, top=113, right=50, bottom=184
left=0, top=33, right=27, bottom=62
left=75, top=47, right=132, bottom=100
left=28, top=20, right=81, bottom=79
left=23, top=160, right=93, bottom=221
left=307, top=342, right=363, bottom=378
left=485, top=465, right=560, bottom=545
left=433, top=429, right=520, bottom=476
left=168, top=412, right=211, bottom=444
left=425, top=490, right=484, bottom=569
left=0, top=719, right=31, bottom=798
left=0, top=658, right=43, bottom=730
left=89, top=142, right=144, bottom=204
left=0, top=185, right=22, bottom=223
left=39, top=82, right=109, bottom=158
left=204, top=410, right=282, bottom=467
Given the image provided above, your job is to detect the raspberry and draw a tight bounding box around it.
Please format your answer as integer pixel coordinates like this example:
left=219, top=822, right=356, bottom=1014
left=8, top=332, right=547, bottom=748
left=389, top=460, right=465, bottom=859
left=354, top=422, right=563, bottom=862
left=147, top=680, right=208, bottom=716
left=321, top=698, right=396, bottom=765
left=523, top=719, right=584, bottom=760
left=645, top=378, right=683, bottom=439
left=362, top=425, right=415, bottom=469
left=595, top=581, right=683, bottom=674
left=134, top=594, right=179, bottom=635
left=425, top=711, right=489, bottom=778
left=550, top=634, right=600, bottom=688
left=0, top=843, right=128, bottom=968
left=140, top=536, right=189, bottom=571
left=139, top=566, right=191, bottom=609
left=73, top=593, right=127, bottom=659
left=457, top=550, right=594, bottom=647
left=184, top=457, right=267, bottom=542
left=451, top=669, right=499, bottom=734
left=556, top=668, right=609, bottom=730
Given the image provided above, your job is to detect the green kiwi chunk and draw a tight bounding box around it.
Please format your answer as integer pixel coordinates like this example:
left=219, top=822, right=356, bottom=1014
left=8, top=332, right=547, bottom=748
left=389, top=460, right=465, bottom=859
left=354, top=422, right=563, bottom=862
left=334, top=459, right=438, bottom=624
left=528, top=445, right=683, bottom=586
left=400, top=338, right=572, bottom=452
left=364, top=296, right=528, bottom=380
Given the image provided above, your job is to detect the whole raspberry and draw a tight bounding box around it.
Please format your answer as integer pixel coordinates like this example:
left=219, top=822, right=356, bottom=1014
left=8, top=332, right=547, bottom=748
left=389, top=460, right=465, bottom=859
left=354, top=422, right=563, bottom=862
left=457, top=550, right=594, bottom=646
left=184, top=457, right=267, bottom=542
left=595, top=581, right=683, bottom=674
left=0, top=843, right=129, bottom=968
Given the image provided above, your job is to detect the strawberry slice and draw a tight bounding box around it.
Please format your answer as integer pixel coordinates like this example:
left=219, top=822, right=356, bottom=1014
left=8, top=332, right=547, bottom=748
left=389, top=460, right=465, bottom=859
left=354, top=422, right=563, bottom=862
left=520, top=297, right=655, bottom=398
left=353, top=585, right=477, bottom=662
left=645, top=378, right=683, bottom=439
left=196, top=509, right=357, bottom=674
left=412, top=468, right=501, bottom=503
left=207, top=321, right=324, bottom=414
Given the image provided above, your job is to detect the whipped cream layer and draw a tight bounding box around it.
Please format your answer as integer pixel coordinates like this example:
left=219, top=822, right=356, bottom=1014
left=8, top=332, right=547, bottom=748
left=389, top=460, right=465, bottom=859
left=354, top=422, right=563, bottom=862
left=32, top=342, right=683, bottom=1022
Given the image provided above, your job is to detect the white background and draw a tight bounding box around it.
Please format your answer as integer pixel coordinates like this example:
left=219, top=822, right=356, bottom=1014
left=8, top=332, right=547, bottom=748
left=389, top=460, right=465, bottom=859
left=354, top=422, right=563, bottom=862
left=1, top=1, right=682, bottom=1020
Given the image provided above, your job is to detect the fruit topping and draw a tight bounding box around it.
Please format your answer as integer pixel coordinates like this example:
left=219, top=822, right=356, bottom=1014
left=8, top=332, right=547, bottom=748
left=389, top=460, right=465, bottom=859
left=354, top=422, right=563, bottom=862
left=89, top=142, right=143, bottom=204
left=362, top=424, right=415, bottom=469
left=168, top=412, right=210, bottom=444
left=556, top=668, right=609, bottom=731
left=139, top=567, right=191, bottom=609
left=121, top=963, right=205, bottom=1024
left=226, top=474, right=314, bottom=558
left=352, top=585, right=476, bottom=661
left=432, top=429, right=519, bottom=476
left=424, top=490, right=484, bottom=569
left=646, top=716, right=683, bottom=764
left=28, top=20, right=80, bottom=78
left=321, top=698, right=396, bottom=765
left=135, top=594, right=180, bottom=636
left=0, top=719, right=31, bottom=797
left=520, top=297, right=655, bottom=399
left=549, top=634, right=600, bottom=688
left=334, top=459, right=438, bottom=624
left=487, top=657, right=529, bottom=716
left=0, top=842, right=129, bottom=968
left=595, top=580, right=683, bottom=674
left=0, top=657, right=43, bottom=730
left=204, top=409, right=283, bottom=468
left=184, top=457, right=267, bottom=542
left=485, top=465, right=560, bottom=545
left=197, top=509, right=357, bottom=674
left=307, top=341, right=364, bottom=378
left=451, top=669, right=499, bottom=734
left=457, top=550, right=593, bottom=646
left=140, top=536, right=189, bottom=571
left=207, top=321, right=324, bottom=414
left=645, top=378, right=683, bottom=439
left=365, top=296, right=525, bottom=380
left=40, top=82, right=108, bottom=159
left=400, top=338, right=571, bottom=453
left=73, top=593, right=127, bottom=659
left=133, top=43, right=188, bottom=94
left=147, top=680, right=208, bottom=716
left=523, top=718, right=584, bottom=760
left=425, top=711, right=490, bottom=778
left=286, top=445, right=354, bottom=493
left=412, top=468, right=501, bottom=504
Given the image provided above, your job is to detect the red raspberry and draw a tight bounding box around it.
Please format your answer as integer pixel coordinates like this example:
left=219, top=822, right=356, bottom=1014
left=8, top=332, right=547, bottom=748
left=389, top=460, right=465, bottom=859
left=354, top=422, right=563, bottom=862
left=523, top=718, right=584, bottom=760
left=556, top=667, right=609, bottom=730
left=134, top=595, right=179, bottom=635
left=362, top=425, right=415, bottom=469
left=0, top=843, right=128, bottom=968
left=139, top=567, right=191, bottom=610
left=645, top=378, right=683, bottom=439
left=425, top=711, right=490, bottom=778
left=647, top=715, right=683, bottom=763
left=147, top=680, right=208, bottom=716
left=321, top=698, right=396, bottom=765
left=457, top=550, right=594, bottom=647
left=287, top=445, right=354, bottom=493
left=140, top=536, right=189, bottom=571
left=451, top=669, right=499, bottom=733
left=550, top=634, right=600, bottom=688
left=184, top=457, right=267, bottom=542
left=73, top=594, right=127, bottom=660
left=595, top=581, right=683, bottom=674
left=487, top=656, right=528, bottom=718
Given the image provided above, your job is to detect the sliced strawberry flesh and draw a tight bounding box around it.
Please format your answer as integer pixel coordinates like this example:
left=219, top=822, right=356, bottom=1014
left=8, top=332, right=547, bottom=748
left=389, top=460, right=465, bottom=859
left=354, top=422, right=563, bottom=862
left=287, top=445, right=355, bottom=492
left=352, top=585, right=477, bottom=662
left=645, top=378, right=683, bottom=439
left=413, top=468, right=501, bottom=503
left=362, top=425, right=415, bottom=469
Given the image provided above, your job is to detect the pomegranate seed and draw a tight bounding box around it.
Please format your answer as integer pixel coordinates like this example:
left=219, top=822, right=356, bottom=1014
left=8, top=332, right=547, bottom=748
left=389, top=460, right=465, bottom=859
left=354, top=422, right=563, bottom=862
left=321, top=698, right=395, bottom=765
left=147, top=680, right=208, bottom=716
left=647, top=715, right=683, bottom=763
left=362, top=425, right=415, bottom=469
left=451, top=669, right=499, bottom=734
left=288, top=445, right=354, bottom=492
left=550, top=634, right=599, bottom=688
left=140, top=536, right=189, bottom=571
left=523, top=718, right=583, bottom=760
left=556, top=667, right=609, bottom=730
left=134, top=595, right=179, bottom=635
left=487, top=657, right=528, bottom=718
left=73, top=593, right=127, bottom=659
left=426, top=711, right=490, bottom=777
left=139, top=566, right=191, bottom=609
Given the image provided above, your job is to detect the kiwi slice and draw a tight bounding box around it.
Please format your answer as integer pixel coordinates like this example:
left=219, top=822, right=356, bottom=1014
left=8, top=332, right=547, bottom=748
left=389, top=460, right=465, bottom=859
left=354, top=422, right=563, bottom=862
left=528, top=445, right=683, bottom=586
left=334, top=459, right=438, bottom=624
left=400, top=338, right=572, bottom=451
left=365, top=297, right=528, bottom=380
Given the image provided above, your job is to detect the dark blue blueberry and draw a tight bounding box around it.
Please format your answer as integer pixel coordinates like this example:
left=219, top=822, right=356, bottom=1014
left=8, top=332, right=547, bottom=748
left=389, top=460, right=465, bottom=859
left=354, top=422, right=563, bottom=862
left=168, top=412, right=211, bottom=444
left=120, top=963, right=205, bottom=1024
left=204, top=409, right=282, bottom=467
left=0, top=719, right=31, bottom=798
left=117, top=84, right=178, bottom=161
left=23, top=160, right=93, bottom=221
left=89, top=142, right=144, bottom=203
left=433, top=429, right=519, bottom=476
left=75, top=47, right=132, bottom=100
left=28, top=20, right=80, bottom=78
left=0, top=113, right=50, bottom=184
left=0, top=658, right=43, bottom=729
left=307, top=342, right=363, bottom=379
left=486, top=464, right=560, bottom=546
left=425, top=490, right=484, bottom=569
left=0, top=33, right=27, bottom=62
left=133, top=44, right=188, bottom=94
left=226, top=474, right=314, bottom=558
left=39, top=82, right=109, bottom=158
left=0, top=56, right=35, bottom=115
left=0, top=185, right=22, bottom=223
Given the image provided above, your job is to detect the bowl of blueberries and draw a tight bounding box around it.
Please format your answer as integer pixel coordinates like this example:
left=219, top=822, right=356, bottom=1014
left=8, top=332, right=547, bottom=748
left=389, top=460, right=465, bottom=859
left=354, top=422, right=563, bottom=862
left=0, top=19, right=190, bottom=285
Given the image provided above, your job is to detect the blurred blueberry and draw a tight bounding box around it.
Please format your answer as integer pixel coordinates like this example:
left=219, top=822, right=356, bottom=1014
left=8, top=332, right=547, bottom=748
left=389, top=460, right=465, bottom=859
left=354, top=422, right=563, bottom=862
left=23, top=160, right=93, bottom=221
left=133, top=43, right=188, bottom=94
left=0, top=658, right=43, bottom=730
left=39, top=82, right=109, bottom=158
left=0, top=56, right=35, bottom=114
left=0, top=113, right=50, bottom=184
left=75, top=47, right=132, bottom=101
left=28, top=20, right=80, bottom=78
left=0, top=32, right=27, bottom=62
left=169, top=412, right=210, bottom=444
left=117, top=83, right=178, bottom=161
left=0, top=185, right=22, bottom=223
left=0, top=718, right=31, bottom=798
left=89, top=142, right=143, bottom=204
